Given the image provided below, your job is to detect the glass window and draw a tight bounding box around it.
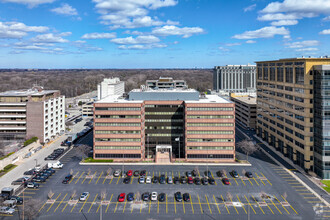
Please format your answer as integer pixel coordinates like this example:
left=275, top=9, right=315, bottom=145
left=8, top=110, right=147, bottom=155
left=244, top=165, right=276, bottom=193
left=285, top=67, right=293, bottom=83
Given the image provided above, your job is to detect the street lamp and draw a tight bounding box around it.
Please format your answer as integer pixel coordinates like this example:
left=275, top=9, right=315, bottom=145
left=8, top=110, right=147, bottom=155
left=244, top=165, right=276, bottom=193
left=34, top=159, right=38, bottom=167
left=175, top=137, right=180, bottom=161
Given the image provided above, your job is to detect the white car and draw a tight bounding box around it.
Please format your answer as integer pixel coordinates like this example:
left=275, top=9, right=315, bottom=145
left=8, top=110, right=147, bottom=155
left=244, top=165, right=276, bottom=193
left=0, top=206, right=15, bottom=214
left=146, top=176, right=152, bottom=184
left=114, top=170, right=121, bottom=177
left=167, top=176, right=173, bottom=184
left=80, top=192, right=89, bottom=201
left=139, top=176, right=145, bottom=184
left=151, top=192, right=157, bottom=201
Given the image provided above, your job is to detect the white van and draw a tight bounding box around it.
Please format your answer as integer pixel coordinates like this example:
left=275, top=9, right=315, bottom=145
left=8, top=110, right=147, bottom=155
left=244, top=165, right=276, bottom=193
left=47, top=161, right=63, bottom=169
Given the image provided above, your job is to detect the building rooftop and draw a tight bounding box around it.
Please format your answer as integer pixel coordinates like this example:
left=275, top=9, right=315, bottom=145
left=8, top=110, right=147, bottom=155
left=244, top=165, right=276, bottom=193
left=231, top=96, right=256, bottom=105
left=0, top=87, right=59, bottom=97
left=256, top=57, right=330, bottom=63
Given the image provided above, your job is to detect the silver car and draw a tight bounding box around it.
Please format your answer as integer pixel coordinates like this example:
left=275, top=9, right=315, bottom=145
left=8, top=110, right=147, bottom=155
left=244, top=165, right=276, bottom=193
left=113, top=170, right=121, bottom=177
left=139, top=176, right=145, bottom=184
left=167, top=176, right=173, bottom=184
left=79, top=192, right=89, bottom=201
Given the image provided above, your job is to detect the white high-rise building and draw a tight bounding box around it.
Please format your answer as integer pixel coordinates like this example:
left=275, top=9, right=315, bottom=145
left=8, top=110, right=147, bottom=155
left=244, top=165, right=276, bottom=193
left=97, top=78, right=125, bottom=100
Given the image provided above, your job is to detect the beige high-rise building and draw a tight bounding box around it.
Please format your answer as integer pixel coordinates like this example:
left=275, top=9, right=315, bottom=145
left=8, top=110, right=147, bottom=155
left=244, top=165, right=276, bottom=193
left=256, top=57, right=330, bottom=178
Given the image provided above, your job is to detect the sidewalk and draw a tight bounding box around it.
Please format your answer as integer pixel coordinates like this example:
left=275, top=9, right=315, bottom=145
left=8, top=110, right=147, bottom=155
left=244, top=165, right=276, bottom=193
left=79, top=162, right=252, bottom=166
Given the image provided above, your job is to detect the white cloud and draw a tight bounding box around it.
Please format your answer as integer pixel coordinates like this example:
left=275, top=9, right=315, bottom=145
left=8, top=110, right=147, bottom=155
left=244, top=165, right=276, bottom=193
left=246, top=40, right=256, bottom=44
left=111, top=35, right=160, bottom=44
left=218, top=47, right=230, bottom=52
left=1, top=0, right=55, bottom=8
left=152, top=25, right=204, bottom=38
left=261, top=0, right=330, bottom=14
left=51, top=3, right=78, bottom=16
left=81, top=32, right=116, bottom=39
left=258, top=13, right=301, bottom=21
left=0, top=21, right=48, bottom=39
left=286, top=40, right=319, bottom=48
left=92, top=0, right=178, bottom=29
left=323, top=16, right=330, bottom=21
left=295, top=47, right=318, bottom=52
left=232, top=26, right=289, bottom=39
left=271, top=19, right=298, bottom=26
left=118, top=43, right=167, bottom=50
left=225, top=43, right=241, bottom=46
left=319, top=29, right=330, bottom=35
left=14, top=45, right=47, bottom=50
left=31, top=33, right=71, bottom=43
left=244, top=4, right=256, bottom=12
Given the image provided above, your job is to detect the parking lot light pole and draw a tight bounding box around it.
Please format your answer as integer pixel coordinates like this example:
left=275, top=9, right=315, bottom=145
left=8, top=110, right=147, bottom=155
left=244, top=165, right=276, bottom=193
left=34, top=159, right=38, bottom=167
left=175, top=137, right=180, bottom=161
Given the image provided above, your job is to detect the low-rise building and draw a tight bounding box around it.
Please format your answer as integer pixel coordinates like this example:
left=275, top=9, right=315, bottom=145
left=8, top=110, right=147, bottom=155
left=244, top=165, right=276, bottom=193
left=146, top=77, right=187, bottom=89
left=230, top=96, right=256, bottom=130
left=82, top=102, right=93, bottom=117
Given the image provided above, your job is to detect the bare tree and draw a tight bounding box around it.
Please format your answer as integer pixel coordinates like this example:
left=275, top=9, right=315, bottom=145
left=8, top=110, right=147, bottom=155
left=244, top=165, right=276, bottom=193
left=136, top=191, right=141, bottom=201
left=70, top=190, right=77, bottom=200
left=87, top=168, right=91, bottom=175
left=242, top=169, right=246, bottom=176
left=47, top=190, right=53, bottom=199
left=260, top=191, right=269, bottom=199
left=283, top=192, right=287, bottom=199
left=76, top=144, right=91, bottom=159
left=70, top=169, right=74, bottom=175
left=20, top=199, right=42, bottom=220
left=106, top=168, right=112, bottom=176
left=221, top=169, right=227, bottom=177
left=100, top=190, right=107, bottom=200
left=226, top=192, right=233, bottom=201
left=236, top=139, right=258, bottom=161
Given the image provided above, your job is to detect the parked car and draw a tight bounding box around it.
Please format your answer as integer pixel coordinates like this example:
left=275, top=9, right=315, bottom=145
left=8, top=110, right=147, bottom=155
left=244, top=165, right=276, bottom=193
left=217, top=170, right=226, bottom=178
left=140, top=170, right=146, bottom=176
left=151, top=192, right=158, bottom=201
left=123, top=177, right=130, bottom=184
left=127, top=170, right=133, bottom=177
left=26, top=182, right=39, bottom=188
left=202, top=177, right=208, bottom=185
left=11, top=178, right=26, bottom=185
left=114, top=170, right=121, bottom=177
left=8, top=196, right=23, bottom=204
left=79, top=192, right=89, bottom=201
left=223, top=178, right=230, bottom=185
left=133, top=171, right=140, bottom=177
left=0, top=206, right=15, bottom=214
left=183, top=193, right=190, bottom=202
left=159, top=175, right=166, bottom=184
left=246, top=171, right=253, bottom=178
left=142, top=192, right=149, bottom=201
left=127, top=193, right=134, bottom=202
left=139, top=176, right=145, bottom=184
left=146, top=176, right=152, bottom=184
left=24, top=169, right=35, bottom=175
left=152, top=176, right=158, bottom=184
left=174, top=176, right=180, bottom=184
left=174, top=192, right=182, bottom=202
left=231, top=170, right=239, bottom=178
left=188, top=177, right=194, bottom=184
left=158, top=193, right=166, bottom=202
left=192, top=170, right=198, bottom=177
left=118, top=193, right=126, bottom=202
left=167, top=176, right=173, bottom=184
left=209, top=178, right=215, bottom=185
left=195, top=178, right=201, bottom=185
left=205, top=170, right=212, bottom=178
left=181, top=177, right=187, bottom=184
left=186, top=171, right=192, bottom=177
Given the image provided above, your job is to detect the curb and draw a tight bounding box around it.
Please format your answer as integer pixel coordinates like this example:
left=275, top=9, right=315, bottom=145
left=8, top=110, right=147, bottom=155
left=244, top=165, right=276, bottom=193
left=79, top=162, right=252, bottom=166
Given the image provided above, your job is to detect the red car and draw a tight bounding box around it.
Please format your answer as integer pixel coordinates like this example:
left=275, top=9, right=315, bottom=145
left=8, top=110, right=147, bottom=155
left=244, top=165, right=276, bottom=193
left=222, top=178, right=230, bottom=185
left=118, top=193, right=126, bottom=202
left=127, top=170, right=133, bottom=177
left=188, top=177, right=194, bottom=184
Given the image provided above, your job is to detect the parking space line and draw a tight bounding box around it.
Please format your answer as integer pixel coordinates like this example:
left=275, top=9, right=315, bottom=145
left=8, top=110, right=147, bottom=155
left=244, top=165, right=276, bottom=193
left=116, top=176, right=121, bottom=184
left=253, top=177, right=259, bottom=186
left=149, top=199, right=152, bottom=213
left=269, top=197, right=282, bottom=214
left=105, top=194, right=113, bottom=213
left=182, top=200, right=185, bottom=214
left=95, top=171, right=103, bottom=184
left=157, top=200, right=159, bottom=214
left=244, top=195, right=256, bottom=214
left=81, top=173, right=88, bottom=184
left=233, top=177, right=239, bottom=186
left=174, top=197, right=177, bottom=213
left=130, top=176, right=134, bottom=184
left=166, top=194, right=168, bottom=213
left=88, top=171, right=97, bottom=184
left=263, top=198, right=274, bottom=214
left=213, top=195, right=221, bottom=214
left=211, top=172, right=217, bottom=185
left=274, top=195, right=289, bottom=214
left=88, top=194, right=98, bottom=213
left=205, top=195, right=212, bottom=214
left=109, top=177, right=114, bottom=184
left=230, top=196, right=239, bottom=214
left=75, top=171, right=84, bottom=184
left=260, top=172, right=272, bottom=185
left=131, top=195, right=136, bottom=213
left=247, top=178, right=253, bottom=186
left=54, top=193, right=67, bottom=213
left=69, top=171, right=79, bottom=184
left=197, top=195, right=203, bottom=214
left=102, top=175, right=107, bottom=184
left=47, top=193, right=61, bottom=212
left=221, top=195, right=230, bottom=214
left=299, top=193, right=313, bottom=195
left=190, top=195, right=194, bottom=214
left=96, top=198, right=103, bottom=213
left=123, top=199, right=127, bottom=213
left=114, top=200, right=119, bottom=213
left=39, top=194, right=53, bottom=213
left=255, top=173, right=265, bottom=185
left=152, top=172, right=154, bottom=184
left=237, top=195, right=246, bottom=214
left=79, top=194, right=90, bottom=213
left=61, top=200, right=69, bottom=212
left=252, top=195, right=264, bottom=214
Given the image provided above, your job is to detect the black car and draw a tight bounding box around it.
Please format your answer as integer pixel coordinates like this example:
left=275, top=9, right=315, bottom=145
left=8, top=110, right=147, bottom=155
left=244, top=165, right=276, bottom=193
left=123, top=177, right=130, bottom=184
left=24, top=169, right=35, bottom=175
left=195, top=177, right=201, bottom=185
left=41, top=172, right=50, bottom=178
left=209, top=178, right=215, bottom=185
left=142, top=192, right=149, bottom=201
left=159, top=175, right=166, bottom=184
left=217, top=170, right=226, bottom=178
left=201, top=177, right=208, bottom=185
left=183, top=193, right=190, bottom=202
left=231, top=170, right=239, bottom=178
left=62, top=179, right=69, bottom=184
left=46, top=168, right=55, bottom=174
left=205, top=170, right=212, bottom=178
left=64, top=175, right=73, bottom=181
left=9, top=196, right=23, bottom=204
left=174, top=192, right=182, bottom=202
left=140, top=170, right=146, bottom=176
left=127, top=193, right=134, bottom=201
left=158, top=193, right=166, bottom=202
left=152, top=176, right=158, bottom=184
left=32, top=176, right=46, bottom=182
left=180, top=177, right=187, bottom=184
left=246, top=171, right=253, bottom=178
left=174, top=176, right=180, bottom=184
left=11, top=178, right=26, bottom=185
left=133, top=171, right=140, bottom=177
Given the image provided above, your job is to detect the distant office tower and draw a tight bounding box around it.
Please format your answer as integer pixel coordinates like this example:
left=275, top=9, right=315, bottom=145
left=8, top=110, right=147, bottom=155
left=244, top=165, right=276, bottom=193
left=0, top=86, right=65, bottom=144
left=146, top=77, right=187, bottom=89
left=213, top=65, right=256, bottom=92
left=97, top=78, right=125, bottom=100
left=256, top=57, right=330, bottom=178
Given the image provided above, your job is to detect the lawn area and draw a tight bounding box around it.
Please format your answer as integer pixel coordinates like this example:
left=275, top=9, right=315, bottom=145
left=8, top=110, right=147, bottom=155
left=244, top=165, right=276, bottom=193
left=0, top=164, right=17, bottom=177
left=82, top=157, right=113, bottom=163
left=321, top=180, right=330, bottom=193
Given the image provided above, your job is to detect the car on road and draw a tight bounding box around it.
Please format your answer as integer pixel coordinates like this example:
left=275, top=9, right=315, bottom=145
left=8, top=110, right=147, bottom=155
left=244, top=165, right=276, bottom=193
left=123, top=177, right=130, bottom=184
left=159, top=175, right=166, bottom=184
left=146, top=176, right=152, bottom=184
left=152, top=176, right=158, bottom=184
left=202, top=177, right=208, bottom=185
left=167, top=176, right=173, bottom=184
left=181, top=177, right=187, bottom=184
left=246, top=171, right=253, bottom=178
left=26, top=182, right=39, bottom=188
left=186, top=171, right=192, bottom=177
left=195, top=177, right=201, bottom=185
left=151, top=192, right=158, bottom=201
left=209, top=178, right=215, bottom=185
left=118, top=193, right=126, bottom=202
left=140, top=170, right=146, bottom=176
left=133, top=171, right=140, bottom=177
left=222, top=178, right=230, bottom=185
left=142, top=192, right=149, bottom=201
left=183, top=193, right=190, bottom=202
left=188, top=177, right=194, bottom=184
left=79, top=192, right=89, bottom=201
left=158, top=193, right=166, bottom=202
left=174, top=192, right=182, bottom=202
left=139, top=176, right=145, bottom=184
left=114, top=170, right=121, bottom=177
left=0, top=206, right=15, bottom=214
left=127, top=193, right=134, bottom=201
left=231, top=170, right=239, bottom=178
left=127, top=170, right=133, bottom=177
left=174, top=176, right=180, bottom=184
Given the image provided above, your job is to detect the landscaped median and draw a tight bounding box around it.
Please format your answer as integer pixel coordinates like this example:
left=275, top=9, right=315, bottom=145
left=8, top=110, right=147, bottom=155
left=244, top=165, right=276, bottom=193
left=321, top=180, right=330, bottom=193
left=82, top=157, right=113, bottom=163
left=0, top=164, right=17, bottom=177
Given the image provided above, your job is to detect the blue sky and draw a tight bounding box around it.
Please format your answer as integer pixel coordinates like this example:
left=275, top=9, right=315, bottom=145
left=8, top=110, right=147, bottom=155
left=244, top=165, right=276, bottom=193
left=0, top=0, right=329, bottom=68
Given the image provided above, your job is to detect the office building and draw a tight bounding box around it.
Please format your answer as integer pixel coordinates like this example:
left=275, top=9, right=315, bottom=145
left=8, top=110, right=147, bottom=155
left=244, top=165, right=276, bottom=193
left=231, top=96, right=256, bottom=130
left=0, top=86, right=65, bottom=144
left=256, top=57, right=330, bottom=178
left=93, top=87, right=235, bottom=163
left=82, top=102, right=93, bottom=117
left=213, top=65, right=256, bottom=92
left=146, top=77, right=187, bottom=89
left=97, top=78, right=125, bottom=100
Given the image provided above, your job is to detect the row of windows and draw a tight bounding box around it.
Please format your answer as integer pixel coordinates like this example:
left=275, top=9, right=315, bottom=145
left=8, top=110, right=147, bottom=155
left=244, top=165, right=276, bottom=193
left=95, top=146, right=140, bottom=150
left=145, top=112, right=183, bottom=115
left=187, top=123, right=234, bottom=127
left=95, top=115, right=141, bottom=119
left=187, top=115, right=233, bottom=119
left=95, top=123, right=141, bottom=127
left=187, top=130, right=233, bottom=134
left=187, top=107, right=233, bottom=111
left=95, top=138, right=141, bottom=142
left=95, top=107, right=141, bottom=111
left=145, top=105, right=183, bottom=108
left=95, top=154, right=140, bottom=158
left=146, top=126, right=183, bottom=130
left=188, top=146, right=234, bottom=150
left=95, top=130, right=141, bottom=134
left=187, top=154, right=234, bottom=159
left=146, top=133, right=183, bottom=137
left=145, top=119, right=183, bottom=122
left=187, top=138, right=233, bottom=142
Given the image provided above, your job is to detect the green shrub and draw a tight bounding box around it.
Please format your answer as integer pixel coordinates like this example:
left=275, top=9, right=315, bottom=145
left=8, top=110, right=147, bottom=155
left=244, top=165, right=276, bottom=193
left=83, top=157, right=113, bottom=163
left=0, top=152, right=15, bottom=160
left=24, top=137, right=38, bottom=146
left=0, top=164, right=17, bottom=177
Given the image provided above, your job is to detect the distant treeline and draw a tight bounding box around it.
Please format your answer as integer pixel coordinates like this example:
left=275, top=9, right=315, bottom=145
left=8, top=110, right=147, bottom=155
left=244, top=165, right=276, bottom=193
left=0, top=69, right=213, bottom=98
